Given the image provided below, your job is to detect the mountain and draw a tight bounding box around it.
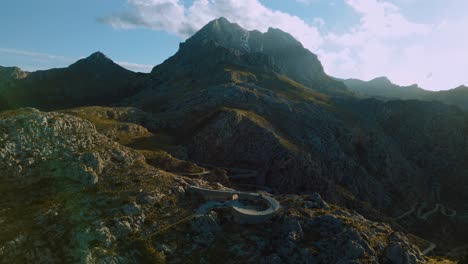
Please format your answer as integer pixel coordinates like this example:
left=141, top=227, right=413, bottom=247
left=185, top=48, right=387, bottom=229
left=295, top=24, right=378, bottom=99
left=122, top=17, right=468, bottom=216
left=1, top=17, right=467, bottom=262
left=150, top=17, right=348, bottom=96
left=0, top=66, right=29, bottom=80
left=344, top=77, right=468, bottom=111
left=0, top=66, right=29, bottom=88
left=123, top=18, right=468, bottom=253
left=434, top=85, right=468, bottom=109
left=344, top=77, right=428, bottom=99
left=0, top=52, right=148, bottom=111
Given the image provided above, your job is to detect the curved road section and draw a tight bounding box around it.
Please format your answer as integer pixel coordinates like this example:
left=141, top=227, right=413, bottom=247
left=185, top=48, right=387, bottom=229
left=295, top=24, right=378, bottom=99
left=395, top=203, right=457, bottom=221
left=189, top=186, right=280, bottom=224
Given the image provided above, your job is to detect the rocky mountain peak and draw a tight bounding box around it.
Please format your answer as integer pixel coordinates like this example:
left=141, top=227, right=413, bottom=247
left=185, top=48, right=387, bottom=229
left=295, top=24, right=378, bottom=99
left=153, top=17, right=346, bottom=93
left=185, top=17, right=249, bottom=50
left=186, top=17, right=303, bottom=53
left=70, top=51, right=118, bottom=69
left=369, top=76, right=392, bottom=85
left=87, top=51, right=110, bottom=61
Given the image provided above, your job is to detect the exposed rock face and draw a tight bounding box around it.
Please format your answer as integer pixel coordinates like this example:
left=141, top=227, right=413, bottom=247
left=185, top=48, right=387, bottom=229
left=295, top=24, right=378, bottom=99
left=191, top=211, right=222, bottom=246
left=165, top=194, right=427, bottom=264
left=0, top=66, right=28, bottom=80
left=0, top=108, right=141, bottom=185
left=187, top=108, right=323, bottom=190
left=385, top=233, right=426, bottom=264
left=0, top=108, right=175, bottom=263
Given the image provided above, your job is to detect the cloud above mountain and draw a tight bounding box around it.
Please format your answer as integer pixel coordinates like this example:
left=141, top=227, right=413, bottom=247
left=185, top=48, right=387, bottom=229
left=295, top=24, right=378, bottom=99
left=99, top=0, right=323, bottom=51
left=101, top=0, right=468, bottom=90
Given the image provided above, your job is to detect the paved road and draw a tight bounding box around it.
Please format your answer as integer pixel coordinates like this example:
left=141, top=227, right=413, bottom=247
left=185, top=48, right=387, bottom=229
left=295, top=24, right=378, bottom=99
left=395, top=203, right=419, bottom=220
left=395, top=203, right=456, bottom=220
left=194, top=162, right=257, bottom=179
left=190, top=185, right=280, bottom=224
left=177, top=171, right=212, bottom=176
left=394, top=202, right=459, bottom=256
left=422, top=242, right=437, bottom=256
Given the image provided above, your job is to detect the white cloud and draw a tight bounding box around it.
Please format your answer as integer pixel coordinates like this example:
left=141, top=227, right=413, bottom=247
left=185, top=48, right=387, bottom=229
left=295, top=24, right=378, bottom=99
left=115, top=61, right=153, bottom=72
left=330, top=0, right=430, bottom=43
left=320, top=0, right=468, bottom=90
left=100, top=0, right=323, bottom=50
left=0, top=48, right=73, bottom=62
left=387, top=17, right=468, bottom=90
left=312, top=18, right=325, bottom=28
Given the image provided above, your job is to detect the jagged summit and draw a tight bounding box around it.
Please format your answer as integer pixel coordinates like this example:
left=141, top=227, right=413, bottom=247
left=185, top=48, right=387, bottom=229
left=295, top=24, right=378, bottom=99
left=153, top=17, right=344, bottom=93
left=185, top=17, right=303, bottom=53
left=185, top=17, right=254, bottom=51
left=87, top=51, right=111, bottom=61
left=205, top=16, right=235, bottom=29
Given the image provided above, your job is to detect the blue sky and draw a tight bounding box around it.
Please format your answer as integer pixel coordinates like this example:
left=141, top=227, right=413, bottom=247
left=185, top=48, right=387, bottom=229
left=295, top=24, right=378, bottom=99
left=1, top=0, right=467, bottom=90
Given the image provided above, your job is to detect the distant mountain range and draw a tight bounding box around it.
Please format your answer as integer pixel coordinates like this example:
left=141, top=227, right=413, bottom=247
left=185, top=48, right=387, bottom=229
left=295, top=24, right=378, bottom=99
left=0, top=52, right=147, bottom=110
left=343, top=76, right=468, bottom=111
left=1, top=17, right=468, bottom=257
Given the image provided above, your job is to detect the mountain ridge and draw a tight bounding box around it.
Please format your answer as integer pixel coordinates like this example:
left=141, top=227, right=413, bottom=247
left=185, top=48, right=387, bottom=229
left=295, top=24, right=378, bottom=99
left=0, top=51, right=148, bottom=111
left=343, top=76, right=468, bottom=110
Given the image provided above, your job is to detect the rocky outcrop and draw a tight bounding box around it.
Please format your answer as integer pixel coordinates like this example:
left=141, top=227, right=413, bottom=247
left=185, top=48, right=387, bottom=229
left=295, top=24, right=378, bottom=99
left=0, top=108, right=175, bottom=263
left=385, top=233, right=426, bottom=264
left=165, top=194, right=427, bottom=263
left=0, top=108, right=142, bottom=185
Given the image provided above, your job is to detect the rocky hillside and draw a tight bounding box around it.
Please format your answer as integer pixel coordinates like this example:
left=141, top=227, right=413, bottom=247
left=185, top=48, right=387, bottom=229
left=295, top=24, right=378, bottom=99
left=0, top=52, right=148, bottom=111
left=343, top=77, right=468, bottom=111
left=0, top=108, right=439, bottom=263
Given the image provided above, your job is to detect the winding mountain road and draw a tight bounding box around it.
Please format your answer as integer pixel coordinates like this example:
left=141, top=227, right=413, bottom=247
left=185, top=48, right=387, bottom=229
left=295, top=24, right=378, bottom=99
left=189, top=185, right=280, bottom=224
left=193, top=162, right=258, bottom=180
left=394, top=203, right=419, bottom=220
left=394, top=202, right=457, bottom=256
left=422, top=242, right=437, bottom=256
left=395, top=203, right=456, bottom=221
